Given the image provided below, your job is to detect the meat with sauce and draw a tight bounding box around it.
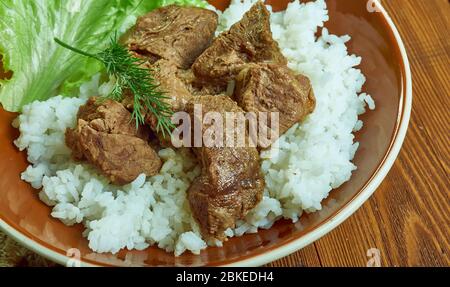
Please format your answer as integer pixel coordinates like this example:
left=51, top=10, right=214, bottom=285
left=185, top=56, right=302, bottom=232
left=186, top=95, right=264, bottom=240
left=66, top=97, right=162, bottom=185
left=192, top=1, right=287, bottom=87
left=128, top=5, right=218, bottom=69
left=130, top=65, right=265, bottom=239
left=124, top=61, right=265, bottom=239
left=234, top=63, right=316, bottom=146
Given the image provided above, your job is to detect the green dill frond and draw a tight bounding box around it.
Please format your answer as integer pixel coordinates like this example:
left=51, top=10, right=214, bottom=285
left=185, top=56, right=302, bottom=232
left=54, top=36, right=175, bottom=136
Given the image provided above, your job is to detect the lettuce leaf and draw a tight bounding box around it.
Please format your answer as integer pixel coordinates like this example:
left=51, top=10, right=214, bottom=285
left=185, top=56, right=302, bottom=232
left=0, top=0, right=208, bottom=112
left=158, top=0, right=208, bottom=8
left=133, top=0, right=208, bottom=14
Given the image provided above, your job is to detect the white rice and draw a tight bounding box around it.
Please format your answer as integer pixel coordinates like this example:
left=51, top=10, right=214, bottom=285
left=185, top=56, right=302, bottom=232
left=14, top=0, right=374, bottom=255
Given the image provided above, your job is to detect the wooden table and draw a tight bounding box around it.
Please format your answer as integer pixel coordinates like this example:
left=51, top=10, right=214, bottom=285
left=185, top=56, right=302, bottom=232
left=0, top=0, right=448, bottom=267
left=268, top=0, right=450, bottom=267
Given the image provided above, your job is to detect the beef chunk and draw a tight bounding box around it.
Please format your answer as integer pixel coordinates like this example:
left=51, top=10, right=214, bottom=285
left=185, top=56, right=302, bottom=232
left=192, top=1, right=287, bottom=86
left=128, top=5, right=218, bottom=69
left=177, top=69, right=227, bottom=97
left=121, top=59, right=193, bottom=146
left=121, top=59, right=192, bottom=123
left=149, top=59, right=193, bottom=111
left=121, top=58, right=193, bottom=112
left=186, top=95, right=264, bottom=240
left=234, top=63, right=316, bottom=143
left=66, top=97, right=161, bottom=185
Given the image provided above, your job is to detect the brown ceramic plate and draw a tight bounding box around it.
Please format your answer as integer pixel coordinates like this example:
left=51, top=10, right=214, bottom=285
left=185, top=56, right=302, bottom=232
left=0, top=0, right=411, bottom=266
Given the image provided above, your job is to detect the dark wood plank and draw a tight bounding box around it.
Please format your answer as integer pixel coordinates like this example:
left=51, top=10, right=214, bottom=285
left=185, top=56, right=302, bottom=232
left=272, top=0, right=450, bottom=267
left=315, top=118, right=450, bottom=266
left=266, top=244, right=322, bottom=267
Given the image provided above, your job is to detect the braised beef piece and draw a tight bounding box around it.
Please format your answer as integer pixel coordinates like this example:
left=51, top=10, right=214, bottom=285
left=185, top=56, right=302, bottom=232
left=234, top=64, right=316, bottom=145
left=147, top=59, right=193, bottom=111
left=177, top=69, right=227, bottom=97
left=186, top=95, right=264, bottom=240
left=127, top=5, right=218, bottom=69
left=192, top=1, right=287, bottom=86
left=122, top=59, right=194, bottom=146
left=127, top=61, right=264, bottom=239
left=66, top=97, right=161, bottom=185
left=128, top=69, right=265, bottom=239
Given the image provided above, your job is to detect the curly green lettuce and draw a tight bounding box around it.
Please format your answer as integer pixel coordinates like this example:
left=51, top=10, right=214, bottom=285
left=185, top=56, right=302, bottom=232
left=0, top=0, right=208, bottom=112
left=135, top=0, right=208, bottom=14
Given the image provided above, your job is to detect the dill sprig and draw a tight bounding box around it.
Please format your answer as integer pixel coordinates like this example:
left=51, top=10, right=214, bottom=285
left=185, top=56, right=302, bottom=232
left=54, top=36, right=174, bottom=137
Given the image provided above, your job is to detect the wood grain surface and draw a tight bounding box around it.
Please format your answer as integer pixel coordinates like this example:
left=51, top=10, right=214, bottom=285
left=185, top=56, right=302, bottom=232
left=268, top=0, right=450, bottom=267
left=0, top=0, right=448, bottom=267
